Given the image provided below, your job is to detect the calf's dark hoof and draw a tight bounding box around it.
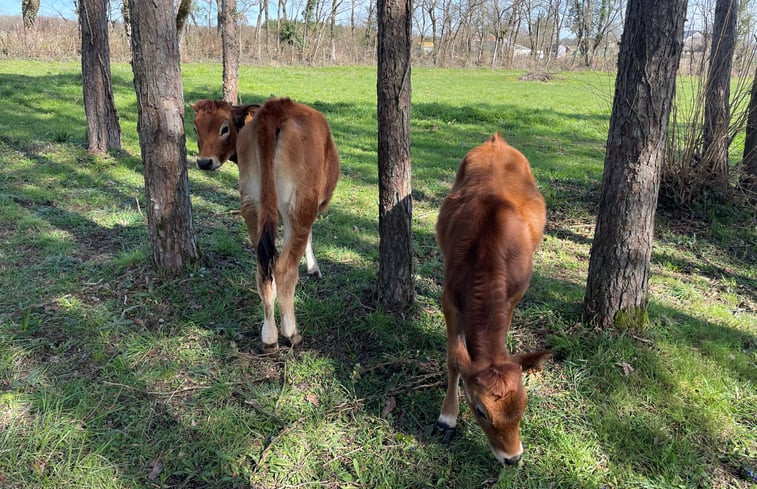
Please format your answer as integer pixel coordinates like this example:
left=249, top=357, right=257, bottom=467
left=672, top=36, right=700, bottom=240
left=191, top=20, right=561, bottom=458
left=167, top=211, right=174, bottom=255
left=258, top=343, right=279, bottom=355
left=285, top=333, right=303, bottom=348
left=431, top=421, right=456, bottom=446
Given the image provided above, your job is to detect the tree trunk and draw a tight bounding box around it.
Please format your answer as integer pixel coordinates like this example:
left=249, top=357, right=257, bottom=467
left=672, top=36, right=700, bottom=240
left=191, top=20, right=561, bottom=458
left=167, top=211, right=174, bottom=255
left=277, top=0, right=288, bottom=58
left=429, top=8, right=437, bottom=65
left=329, top=0, right=337, bottom=64
left=702, top=0, right=738, bottom=195
left=176, top=0, right=192, bottom=44
left=350, top=0, right=356, bottom=60
left=22, top=0, right=39, bottom=30
left=80, top=0, right=122, bottom=153
left=255, top=5, right=263, bottom=58
left=221, top=0, right=239, bottom=103
left=129, top=0, right=199, bottom=273
left=377, top=0, right=414, bottom=309
left=742, top=63, right=757, bottom=199
left=491, top=35, right=500, bottom=69
left=121, top=0, right=132, bottom=41
left=584, top=0, right=687, bottom=329
left=263, top=0, right=270, bottom=55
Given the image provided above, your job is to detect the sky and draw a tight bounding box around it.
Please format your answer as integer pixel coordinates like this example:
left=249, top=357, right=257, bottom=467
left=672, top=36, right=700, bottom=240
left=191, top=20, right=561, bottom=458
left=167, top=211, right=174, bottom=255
left=0, top=0, right=267, bottom=28
left=0, top=0, right=78, bottom=20
left=0, top=0, right=253, bottom=25
left=0, top=0, right=749, bottom=34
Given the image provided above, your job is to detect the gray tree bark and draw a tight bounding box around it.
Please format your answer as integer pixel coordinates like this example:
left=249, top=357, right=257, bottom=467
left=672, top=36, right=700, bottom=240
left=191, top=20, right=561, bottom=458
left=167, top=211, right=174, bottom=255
left=22, top=0, right=39, bottom=30
left=80, top=0, right=122, bottom=153
left=176, top=0, right=192, bottom=42
left=129, top=0, right=199, bottom=273
left=377, top=0, right=414, bottom=309
left=220, top=0, right=239, bottom=103
left=702, top=0, right=738, bottom=194
left=741, top=63, right=757, bottom=199
left=584, top=0, right=687, bottom=329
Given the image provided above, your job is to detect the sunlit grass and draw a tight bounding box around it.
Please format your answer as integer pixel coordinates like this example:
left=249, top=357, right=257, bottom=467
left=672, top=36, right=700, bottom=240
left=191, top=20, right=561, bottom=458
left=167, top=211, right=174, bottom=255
left=0, top=60, right=753, bottom=488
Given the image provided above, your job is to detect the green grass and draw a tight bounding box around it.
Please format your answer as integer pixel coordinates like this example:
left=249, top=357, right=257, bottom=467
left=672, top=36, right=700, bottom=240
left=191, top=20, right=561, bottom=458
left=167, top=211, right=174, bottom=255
left=0, top=60, right=755, bottom=488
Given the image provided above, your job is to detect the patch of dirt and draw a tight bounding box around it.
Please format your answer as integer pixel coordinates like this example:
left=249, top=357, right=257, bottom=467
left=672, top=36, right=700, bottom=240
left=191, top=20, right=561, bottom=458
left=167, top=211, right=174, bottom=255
left=519, top=71, right=559, bottom=82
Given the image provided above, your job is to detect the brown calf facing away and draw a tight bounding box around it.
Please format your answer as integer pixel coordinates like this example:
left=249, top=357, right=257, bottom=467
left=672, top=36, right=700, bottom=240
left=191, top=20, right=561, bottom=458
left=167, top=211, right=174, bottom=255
left=191, top=97, right=340, bottom=350
left=433, top=133, right=549, bottom=466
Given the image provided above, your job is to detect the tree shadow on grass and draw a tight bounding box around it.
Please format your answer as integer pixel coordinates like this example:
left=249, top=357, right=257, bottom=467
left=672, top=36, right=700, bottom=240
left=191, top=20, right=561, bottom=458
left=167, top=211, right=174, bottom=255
left=2, top=294, right=287, bottom=487
left=540, top=299, right=756, bottom=488
left=2, top=70, right=753, bottom=487
left=169, top=92, right=754, bottom=486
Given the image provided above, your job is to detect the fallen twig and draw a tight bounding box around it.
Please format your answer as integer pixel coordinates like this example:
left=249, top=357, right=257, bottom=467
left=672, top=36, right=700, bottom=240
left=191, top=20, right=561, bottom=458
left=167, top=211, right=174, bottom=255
left=102, top=380, right=207, bottom=397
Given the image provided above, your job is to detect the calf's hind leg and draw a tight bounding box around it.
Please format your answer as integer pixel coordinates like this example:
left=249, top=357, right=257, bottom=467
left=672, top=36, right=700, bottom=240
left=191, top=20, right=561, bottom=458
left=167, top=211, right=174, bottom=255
left=242, top=201, right=279, bottom=351
left=274, top=214, right=316, bottom=347
left=257, top=269, right=279, bottom=350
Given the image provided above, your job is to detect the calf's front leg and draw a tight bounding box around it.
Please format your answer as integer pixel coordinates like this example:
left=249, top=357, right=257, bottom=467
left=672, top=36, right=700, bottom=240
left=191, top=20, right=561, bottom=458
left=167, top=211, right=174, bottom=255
left=434, top=359, right=460, bottom=445
left=304, top=231, right=322, bottom=279
left=433, top=291, right=461, bottom=445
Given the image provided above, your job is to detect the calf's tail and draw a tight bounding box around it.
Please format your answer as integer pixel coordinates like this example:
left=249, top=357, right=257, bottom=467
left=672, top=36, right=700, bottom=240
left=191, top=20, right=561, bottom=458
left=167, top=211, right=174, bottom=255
left=255, top=109, right=281, bottom=282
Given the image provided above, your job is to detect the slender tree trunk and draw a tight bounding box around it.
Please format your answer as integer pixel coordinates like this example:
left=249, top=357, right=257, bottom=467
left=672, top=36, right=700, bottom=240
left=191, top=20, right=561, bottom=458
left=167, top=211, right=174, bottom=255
left=329, top=4, right=337, bottom=63
left=364, top=3, right=376, bottom=56
left=221, top=0, right=239, bottom=103
left=129, top=0, right=199, bottom=273
left=491, top=35, right=500, bottom=68
left=121, top=0, right=132, bottom=41
left=741, top=63, right=757, bottom=199
left=255, top=6, right=263, bottom=59
left=328, top=0, right=342, bottom=64
left=263, top=0, right=270, bottom=56
left=350, top=0, right=356, bottom=60
left=429, top=8, right=438, bottom=65
left=505, top=13, right=521, bottom=67
left=278, top=0, right=288, bottom=57
left=377, top=0, right=414, bottom=309
left=80, top=0, right=122, bottom=153
left=276, top=0, right=281, bottom=56
left=547, top=0, right=562, bottom=65
left=584, top=0, right=687, bottom=329
left=22, top=0, right=39, bottom=31
left=301, top=0, right=312, bottom=61
left=702, top=0, right=738, bottom=195
left=477, top=23, right=485, bottom=65
left=176, top=0, right=192, bottom=44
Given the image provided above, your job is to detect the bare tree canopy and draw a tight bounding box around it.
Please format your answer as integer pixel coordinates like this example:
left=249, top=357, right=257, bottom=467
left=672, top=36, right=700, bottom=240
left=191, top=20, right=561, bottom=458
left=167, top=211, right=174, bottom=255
left=21, top=0, right=757, bottom=71
left=567, top=0, right=624, bottom=66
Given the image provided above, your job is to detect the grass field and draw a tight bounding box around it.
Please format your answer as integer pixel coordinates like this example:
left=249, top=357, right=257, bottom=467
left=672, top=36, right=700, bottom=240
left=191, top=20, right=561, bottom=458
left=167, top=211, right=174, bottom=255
left=0, top=61, right=754, bottom=488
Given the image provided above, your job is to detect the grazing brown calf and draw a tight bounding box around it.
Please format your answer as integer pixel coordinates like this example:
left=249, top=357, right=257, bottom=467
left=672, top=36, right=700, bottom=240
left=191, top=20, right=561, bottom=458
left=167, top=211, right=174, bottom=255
left=191, top=97, right=340, bottom=350
left=433, top=133, right=549, bottom=465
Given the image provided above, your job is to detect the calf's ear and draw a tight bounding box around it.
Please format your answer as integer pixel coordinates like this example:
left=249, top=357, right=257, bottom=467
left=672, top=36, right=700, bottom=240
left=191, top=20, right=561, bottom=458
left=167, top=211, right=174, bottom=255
left=513, top=351, right=551, bottom=373
left=232, top=104, right=261, bottom=130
